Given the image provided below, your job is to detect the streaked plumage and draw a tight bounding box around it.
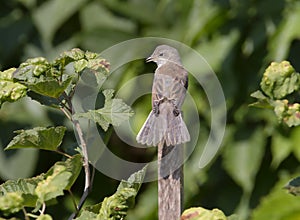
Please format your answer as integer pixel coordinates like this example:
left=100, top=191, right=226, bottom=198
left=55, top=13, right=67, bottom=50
left=136, top=45, right=190, bottom=146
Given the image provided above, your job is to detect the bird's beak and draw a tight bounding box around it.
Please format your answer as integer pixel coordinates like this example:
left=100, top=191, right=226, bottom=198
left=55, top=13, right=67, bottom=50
left=146, top=56, right=153, bottom=62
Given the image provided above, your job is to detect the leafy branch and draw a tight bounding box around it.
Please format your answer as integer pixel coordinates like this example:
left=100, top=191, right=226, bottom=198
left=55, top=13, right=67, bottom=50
left=0, top=48, right=138, bottom=220
left=251, top=60, right=300, bottom=197
left=250, top=61, right=300, bottom=127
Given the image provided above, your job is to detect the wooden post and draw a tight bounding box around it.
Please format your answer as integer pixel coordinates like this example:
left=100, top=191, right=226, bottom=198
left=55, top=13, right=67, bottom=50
left=158, top=142, right=184, bottom=220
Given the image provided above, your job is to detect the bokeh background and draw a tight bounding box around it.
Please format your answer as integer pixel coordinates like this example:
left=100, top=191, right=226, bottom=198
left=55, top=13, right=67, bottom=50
left=1, top=0, right=300, bottom=219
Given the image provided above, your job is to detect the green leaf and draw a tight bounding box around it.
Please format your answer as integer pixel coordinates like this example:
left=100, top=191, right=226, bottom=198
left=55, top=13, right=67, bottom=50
left=0, top=68, right=27, bottom=108
left=0, top=174, right=45, bottom=208
left=77, top=166, right=146, bottom=220
left=74, top=89, right=134, bottom=131
left=249, top=90, right=272, bottom=109
left=13, top=57, right=51, bottom=81
left=117, top=165, right=147, bottom=192
left=273, top=100, right=300, bottom=127
left=260, top=61, right=300, bottom=99
left=51, top=154, right=82, bottom=190
left=5, top=126, right=66, bottom=151
left=223, top=128, right=266, bottom=193
left=36, top=214, right=53, bottom=220
left=0, top=155, right=81, bottom=211
left=84, top=57, right=110, bottom=86
left=269, top=3, right=300, bottom=61
left=291, top=127, right=300, bottom=161
left=271, top=132, right=293, bottom=168
left=181, top=207, right=227, bottom=220
left=74, top=210, right=98, bottom=220
left=98, top=188, right=137, bottom=220
left=97, top=166, right=146, bottom=219
left=54, top=48, right=85, bottom=66
left=13, top=56, right=73, bottom=98
left=26, top=76, right=72, bottom=98
left=0, top=192, right=24, bottom=214
left=252, top=175, right=300, bottom=220
left=284, top=176, right=300, bottom=196
left=27, top=91, right=60, bottom=108
left=32, top=0, right=88, bottom=42
left=35, top=164, right=72, bottom=203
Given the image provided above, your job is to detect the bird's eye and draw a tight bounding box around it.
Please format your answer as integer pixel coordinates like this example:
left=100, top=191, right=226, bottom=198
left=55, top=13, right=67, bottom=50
left=159, top=53, right=164, bottom=57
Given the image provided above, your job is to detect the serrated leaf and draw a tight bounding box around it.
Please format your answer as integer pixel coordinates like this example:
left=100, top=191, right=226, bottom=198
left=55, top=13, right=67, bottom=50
left=0, top=192, right=24, bottom=214
left=0, top=174, right=45, bottom=208
left=0, top=68, right=27, bottom=108
left=13, top=56, right=73, bottom=98
left=260, top=61, right=300, bottom=99
left=35, top=165, right=71, bottom=203
left=98, top=188, right=137, bottom=220
left=79, top=166, right=146, bottom=220
left=14, top=57, right=51, bottom=80
left=0, top=155, right=81, bottom=211
left=84, top=58, right=110, bottom=86
left=5, top=126, right=66, bottom=151
left=26, top=76, right=72, bottom=98
left=74, top=89, right=134, bottom=131
left=181, top=207, right=227, bottom=220
left=117, top=165, right=147, bottom=192
left=74, top=59, right=88, bottom=73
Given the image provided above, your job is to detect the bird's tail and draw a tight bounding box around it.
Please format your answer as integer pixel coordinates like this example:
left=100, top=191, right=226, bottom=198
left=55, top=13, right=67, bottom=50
left=136, top=103, right=190, bottom=146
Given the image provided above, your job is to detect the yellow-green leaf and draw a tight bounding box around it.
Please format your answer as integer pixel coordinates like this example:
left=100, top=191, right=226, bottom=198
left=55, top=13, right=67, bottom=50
left=5, top=126, right=66, bottom=151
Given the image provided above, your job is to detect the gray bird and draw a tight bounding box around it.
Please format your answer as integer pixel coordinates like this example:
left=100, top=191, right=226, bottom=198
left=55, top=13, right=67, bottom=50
left=136, top=45, right=190, bottom=146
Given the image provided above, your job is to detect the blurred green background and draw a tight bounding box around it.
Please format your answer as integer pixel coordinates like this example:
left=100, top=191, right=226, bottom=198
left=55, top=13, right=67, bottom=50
left=1, top=0, right=300, bottom=219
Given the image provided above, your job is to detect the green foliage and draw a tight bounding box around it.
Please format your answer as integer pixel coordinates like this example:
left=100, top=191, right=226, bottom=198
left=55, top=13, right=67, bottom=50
left=0, top=46, right=134, bottom=219
left=0, top=68, right=27, bottom=108
left=223, top=128, right=266, bottom=193
left=181, top=207, right=227, bottom=220
left=5, top=126, right=66, bottom=151
left=0, top=155, right=82, bottom=213
left=2, top=0, right=300, bottom=220
left=74, top=89, right=134, bottom=131
left=75, top=166, right=146, bottom=220
left=251, top=175, right=300, bottom=220
left=251, top=61, right=300, bottom=127
left=260, top=61, right=299, bottom=99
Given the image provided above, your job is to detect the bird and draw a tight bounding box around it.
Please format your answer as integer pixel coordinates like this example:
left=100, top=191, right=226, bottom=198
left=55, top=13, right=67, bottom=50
left=136, top=45, right=190, bottom=147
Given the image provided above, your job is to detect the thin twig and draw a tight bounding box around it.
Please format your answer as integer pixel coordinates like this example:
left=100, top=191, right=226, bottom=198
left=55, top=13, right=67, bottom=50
left=40, top=203, right=46, bottom=215
left=67, top=119, right=91, bottom=220
left=60, top=92, right=92, bottom=219
left=22, top=207, right=30, bottom=220
left=55, top=149, right=72, bottom=158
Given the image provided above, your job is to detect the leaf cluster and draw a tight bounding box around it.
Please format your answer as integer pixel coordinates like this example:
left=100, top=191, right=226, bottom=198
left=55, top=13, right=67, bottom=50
left=251, top=61, right=300, bottom=127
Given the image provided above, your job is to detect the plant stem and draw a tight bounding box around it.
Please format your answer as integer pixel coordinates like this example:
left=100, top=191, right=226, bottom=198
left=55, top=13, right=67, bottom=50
left=22, top=207, right=30, bottom=220
left=68, top=119, right=91, bottom=220
left=61, top=92, right=92, bottom=219
left=158, top=142, right=184, bottom=220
